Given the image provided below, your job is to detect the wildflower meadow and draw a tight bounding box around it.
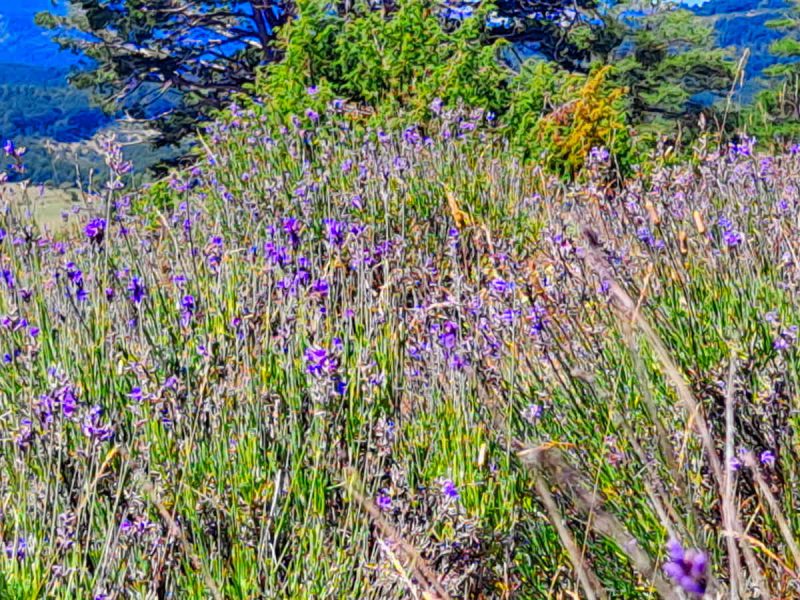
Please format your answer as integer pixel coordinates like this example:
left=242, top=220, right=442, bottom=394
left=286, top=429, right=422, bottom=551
left=0, top=96, right=797, bottom=599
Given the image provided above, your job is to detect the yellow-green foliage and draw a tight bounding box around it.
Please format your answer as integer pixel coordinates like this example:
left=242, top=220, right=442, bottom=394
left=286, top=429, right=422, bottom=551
left=506, top=64, right=631, bottom=176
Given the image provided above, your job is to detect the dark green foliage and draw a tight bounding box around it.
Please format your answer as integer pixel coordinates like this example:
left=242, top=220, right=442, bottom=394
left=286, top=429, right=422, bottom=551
left=746, top=2, right=800, bottom=145
left=36, top=1, right=288, bottom=147
left=609, top=8, right=734, bottom=141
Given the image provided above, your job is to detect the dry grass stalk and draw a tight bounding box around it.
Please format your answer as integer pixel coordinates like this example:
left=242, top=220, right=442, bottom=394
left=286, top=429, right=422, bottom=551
left=344, top=469, right=452, bottom=600
left=580, top=228, right=769, bottom=597
left=519, top=444, right=677, bottom=599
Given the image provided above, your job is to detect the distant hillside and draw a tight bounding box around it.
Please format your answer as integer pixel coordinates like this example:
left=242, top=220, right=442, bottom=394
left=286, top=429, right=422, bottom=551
left=0, top=4, right=173, bottom=184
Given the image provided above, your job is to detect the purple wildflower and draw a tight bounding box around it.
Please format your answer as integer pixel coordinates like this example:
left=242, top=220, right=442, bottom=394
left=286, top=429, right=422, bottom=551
left=760, top=450, right=776, bottom=467
left=82, top=405, right=114, bottom=442
left=282, top=217, right=302, bottom=247
left=522, top=404, right=543, bottom=424
left=1, top=269, right=14, bottom=290
left=84, top=218, right=107, bottom=245
left=4, top=537, right=27, bottom=560
left=376, top=493, right=392, bottom=511
left=441, top=479, right=460, bottom=501
left=15, top=419, right=33, bottom=450
left=438, top=321, right=458, bottom=350
left=323, top=219, right=347, bottom=247
left=127, top=276, right=147, bottom=304
left=663, top=539, right=708, bottom=597
left=304, top=345, right=338, bottom=376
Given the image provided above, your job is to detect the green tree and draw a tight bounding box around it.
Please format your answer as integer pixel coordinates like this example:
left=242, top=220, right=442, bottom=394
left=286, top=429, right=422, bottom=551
left=606, top=5, right=733, bottom=142
left=747, top=7, right=800, bottom=144
left=36, top=1, right=289, bottom=146
left=257, top=0, right=512, bottom=123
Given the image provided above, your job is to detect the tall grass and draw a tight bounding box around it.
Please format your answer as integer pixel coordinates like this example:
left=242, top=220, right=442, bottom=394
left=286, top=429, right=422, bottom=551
left=0, top=105, right=797, bottom=598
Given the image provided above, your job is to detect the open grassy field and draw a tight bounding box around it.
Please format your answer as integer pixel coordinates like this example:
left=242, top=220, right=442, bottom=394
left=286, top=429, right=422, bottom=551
left=0, top=107, right=797, bottom=599
left=2, top=183, right=80, bottom=230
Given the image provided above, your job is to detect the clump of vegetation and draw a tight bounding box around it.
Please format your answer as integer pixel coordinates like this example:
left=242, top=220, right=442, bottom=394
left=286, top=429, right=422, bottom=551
left=0, top=92, right=799, bottom=597
left=2, top=1, right=800, bottom=598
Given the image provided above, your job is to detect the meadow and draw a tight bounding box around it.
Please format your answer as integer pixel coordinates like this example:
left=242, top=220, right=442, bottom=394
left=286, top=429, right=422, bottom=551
left=0, top=102, right=798, bottom=599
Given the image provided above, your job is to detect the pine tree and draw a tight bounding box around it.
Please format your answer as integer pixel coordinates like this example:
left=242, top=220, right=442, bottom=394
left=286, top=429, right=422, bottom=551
left=36, top=1, right=288, bottom=146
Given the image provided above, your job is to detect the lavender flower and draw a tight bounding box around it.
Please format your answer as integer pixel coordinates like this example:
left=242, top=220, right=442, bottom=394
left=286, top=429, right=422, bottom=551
left=180, top=294, right=196, bottom=325
left=128, top=276, right=147, bottom=304
left=376, top=493, right=392, bottom=511
left=304, top=345, right=338, bottom=376
left=82, top=405, right=114, bottom=442
left=323, top=219, right=347, bottom=247
left=441, top=479, right=459, bottom=501
left=663, top=539, right=708, bottom=597
left=85, top=218, right=107, bottom=245
left=305, top=108, right=320, bottom=123
left=4, top=537, right=27, bottom=560
left=760, top=450, right=776, bottom=467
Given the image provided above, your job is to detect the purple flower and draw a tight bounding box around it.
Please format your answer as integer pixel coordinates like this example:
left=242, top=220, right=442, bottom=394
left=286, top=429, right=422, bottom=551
left=522, top=404, right=543, bottom=424
left=127, top=276, right=147, bottom=304
left=1, top=269, right=14, bottom=290
left=4, top=537, right=27, bottom=560
left=333, top=377, right=347, bottom=395
left=438, top=321, right=458, bottom=350
left=441, top=479, right=460, bottom=501
left=311, top=279, right=329, bottom=297
left=323, top=219, right=347, bottom=247
left=304, top=345, right=338, bottom=376
left=82, top=405, right=114, bottom=442
left=589, top=146, right=610, bottom=163
left=37, top=385, right=79, bottom=423
left=663, top=539, right=708, bottom=597
left=282, top=217, right=302, bottom=247
left=84, top=218, right=107, bottom=245
left=637, top=226, right=664, bottom=250
left=760, top=450, right=776, bottom=467
left=402, top=126, right=421, bottom=145
left=718, top=215, right=744, bottom=248
left=66, top=262, right=83, bottom=286
left=489, top=278, right=514, bottom=295
left=449, top=352, right=469, bottom=370
left=376, top=493, right=392, bottom=511
left=15, top=419, right=33, bottom=450
left=180, top=294, right=196, bottom=325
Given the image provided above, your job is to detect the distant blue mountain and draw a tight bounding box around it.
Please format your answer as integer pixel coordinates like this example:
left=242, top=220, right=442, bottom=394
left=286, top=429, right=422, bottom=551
left=0, top=1, right=79, bottom=77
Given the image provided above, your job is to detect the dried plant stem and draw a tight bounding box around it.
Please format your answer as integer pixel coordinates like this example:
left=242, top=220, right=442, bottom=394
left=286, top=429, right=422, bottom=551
left=520, top=446, right=677, bottom=599
left=344, top=469, right=452, bottom=600
left=141, top=478, right=224, bottom=600
left=531, top=473, right=606, bottom=600
left=723, top=355, right=745, bottom=597
left=580, top=230, right=769, bottom=596
left=743, top=453, right=800, bottom=575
